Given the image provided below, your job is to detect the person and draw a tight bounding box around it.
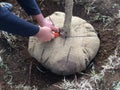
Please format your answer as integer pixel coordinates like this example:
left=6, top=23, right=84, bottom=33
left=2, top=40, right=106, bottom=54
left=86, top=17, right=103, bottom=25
left=0, top=1, right=59, bottom=42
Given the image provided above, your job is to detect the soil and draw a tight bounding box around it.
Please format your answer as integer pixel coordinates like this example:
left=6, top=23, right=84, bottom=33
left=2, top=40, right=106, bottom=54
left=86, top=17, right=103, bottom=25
left=0, top=0, right=120, bottom=90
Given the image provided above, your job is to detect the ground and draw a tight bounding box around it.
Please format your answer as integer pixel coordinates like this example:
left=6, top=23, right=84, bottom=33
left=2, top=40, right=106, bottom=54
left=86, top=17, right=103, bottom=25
left=0, top=0, right=120, bottom=90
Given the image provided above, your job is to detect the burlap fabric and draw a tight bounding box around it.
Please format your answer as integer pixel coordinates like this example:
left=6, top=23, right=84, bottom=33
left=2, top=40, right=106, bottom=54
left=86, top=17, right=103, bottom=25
left=28, top=12, right=100, bottom=75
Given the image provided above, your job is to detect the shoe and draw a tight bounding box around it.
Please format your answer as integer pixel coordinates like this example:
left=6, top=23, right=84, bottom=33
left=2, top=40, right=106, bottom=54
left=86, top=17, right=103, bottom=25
left=0, top=2, right=13, bottom=11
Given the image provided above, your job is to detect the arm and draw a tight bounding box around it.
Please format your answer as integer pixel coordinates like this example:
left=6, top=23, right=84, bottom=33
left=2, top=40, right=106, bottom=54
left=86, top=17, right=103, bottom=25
left=0, top=0, right=58, bottom=42
left=0, top=7, right=39, bottom=37
left=0, top=7, right=54, bottom=42
left=16, top=0, right=41, bottom=15
left=16, top=0, right=44, bottom=26
left=17, top=0, right=59, bottom=32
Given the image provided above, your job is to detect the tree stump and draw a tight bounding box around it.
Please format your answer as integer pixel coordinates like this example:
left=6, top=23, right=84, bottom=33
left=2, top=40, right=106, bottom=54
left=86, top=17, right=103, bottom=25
left=28, top=12, right=100, bottom=75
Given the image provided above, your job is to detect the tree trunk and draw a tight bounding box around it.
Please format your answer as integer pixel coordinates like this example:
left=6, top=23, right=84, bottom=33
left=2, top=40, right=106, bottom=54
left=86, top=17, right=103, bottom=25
left=63, top=0, right=73, bottom=36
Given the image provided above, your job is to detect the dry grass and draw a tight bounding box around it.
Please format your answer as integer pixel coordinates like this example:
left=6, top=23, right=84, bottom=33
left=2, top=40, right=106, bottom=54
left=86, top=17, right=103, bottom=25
left=55, top=76, right=93, bottom=90
left=113, top=81, right=120, bottom=90
left=13, top=84, right=38, bottom=90
left=55, top=45, right=120, bottom=90
left=0, top=49, right=38, bottom=90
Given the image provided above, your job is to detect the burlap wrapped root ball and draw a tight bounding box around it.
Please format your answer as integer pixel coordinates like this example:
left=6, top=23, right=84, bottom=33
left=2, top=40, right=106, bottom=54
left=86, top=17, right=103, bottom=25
left=28, top=12, right=100, bottom=75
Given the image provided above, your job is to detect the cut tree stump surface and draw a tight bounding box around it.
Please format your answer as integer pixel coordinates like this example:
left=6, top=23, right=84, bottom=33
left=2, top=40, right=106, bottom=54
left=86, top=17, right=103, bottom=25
left=28, top=12, right=100, bottom=75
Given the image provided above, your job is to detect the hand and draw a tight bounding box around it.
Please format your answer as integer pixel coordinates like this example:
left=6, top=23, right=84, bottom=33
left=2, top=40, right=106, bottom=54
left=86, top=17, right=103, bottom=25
left=41, top=19, right=59, bottom=32
left=33, top=14, right=59, bottom=32
left=35, top=26, right=54, bottom=42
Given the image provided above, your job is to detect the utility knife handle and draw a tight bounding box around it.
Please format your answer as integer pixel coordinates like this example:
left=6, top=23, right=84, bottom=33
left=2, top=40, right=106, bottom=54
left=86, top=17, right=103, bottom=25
left=53, top=32, right=60, bottom=38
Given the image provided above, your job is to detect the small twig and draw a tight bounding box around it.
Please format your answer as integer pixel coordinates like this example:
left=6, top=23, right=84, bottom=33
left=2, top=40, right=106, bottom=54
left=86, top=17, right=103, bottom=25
left=67, top=46, right=72, bottom=62
left=28, top=61, right=32, bottom=85
left=36, top=66, right=46, bottom=73
left=39, top=0, right=45, bottom=6
left=49, top=16, right=55, bottom=26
